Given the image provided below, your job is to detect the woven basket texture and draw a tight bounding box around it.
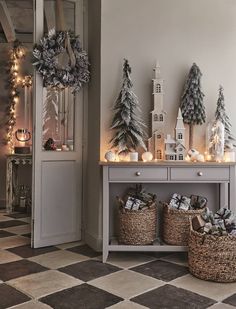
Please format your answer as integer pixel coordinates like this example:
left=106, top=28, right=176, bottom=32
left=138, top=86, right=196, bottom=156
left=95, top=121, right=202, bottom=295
left=188, top=222, right=236, bottom=282
left=162, top=203, right=205, bottom=246
left=118, top=203, right=157, bottom=245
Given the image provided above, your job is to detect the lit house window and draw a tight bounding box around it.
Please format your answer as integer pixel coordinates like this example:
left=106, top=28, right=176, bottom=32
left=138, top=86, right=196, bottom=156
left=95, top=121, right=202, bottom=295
left=157, top=150, right=162, bottom=159
left=156, top=84, right=161, bottom=93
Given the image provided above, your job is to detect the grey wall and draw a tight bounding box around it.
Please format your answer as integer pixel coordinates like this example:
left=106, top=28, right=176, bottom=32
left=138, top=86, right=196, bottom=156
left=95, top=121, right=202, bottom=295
left=85, top=0, right=236, bottom=250
left=100, top=0, right=236, bottom=157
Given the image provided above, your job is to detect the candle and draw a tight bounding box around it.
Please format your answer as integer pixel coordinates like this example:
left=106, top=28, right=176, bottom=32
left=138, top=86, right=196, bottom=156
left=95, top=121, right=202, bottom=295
left=224, top=151, right=235, bottom=162
left=62, top=144, right=69, bottom=151
left=129, top=152, right=138, bottom=162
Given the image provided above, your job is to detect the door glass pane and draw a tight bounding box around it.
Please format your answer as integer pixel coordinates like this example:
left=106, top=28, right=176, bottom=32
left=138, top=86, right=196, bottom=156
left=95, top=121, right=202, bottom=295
left=42, top=87, right=75, bottom=150
left=42, top=0, right=75, bottom=151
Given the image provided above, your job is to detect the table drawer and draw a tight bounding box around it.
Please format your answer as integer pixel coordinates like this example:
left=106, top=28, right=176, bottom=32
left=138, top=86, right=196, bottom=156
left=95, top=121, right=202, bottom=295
left=170, top=167, right=230, bottom=181
left=109, top=167, right=168, bottom=181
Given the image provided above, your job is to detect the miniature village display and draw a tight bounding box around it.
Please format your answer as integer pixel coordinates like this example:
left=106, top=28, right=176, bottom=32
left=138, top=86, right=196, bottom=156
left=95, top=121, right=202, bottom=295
left=148, top=63, right=186, bottom=161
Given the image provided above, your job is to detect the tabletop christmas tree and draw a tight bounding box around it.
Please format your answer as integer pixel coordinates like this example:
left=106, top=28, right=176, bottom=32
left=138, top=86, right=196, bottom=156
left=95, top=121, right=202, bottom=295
left=110, top=59, right=147, bottom=154
left=180, top=63, right=206, bottom=149
left=215, top=85, right=235, bottom=149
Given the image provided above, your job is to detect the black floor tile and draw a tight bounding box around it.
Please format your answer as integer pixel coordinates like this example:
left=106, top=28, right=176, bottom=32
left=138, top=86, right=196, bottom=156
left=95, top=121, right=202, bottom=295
left=131, top=284, right=216, bottom=309
left=5, top=213, right=30, bottom=219
left=8, top=244, right=59, bottom=258
left=59, top=259, right=121, bottom=282
left=22, top=233, right=31, bottom=238
left=40, top=283, right=123, bottom=309
left=66, top=244, right=101, bottom=258
left=223, top=293, right=236, bottom=307
left=131, top=259, right=189, bottom=281
left=0, top=220, right=27, bottom=229
left=0, top=259, right=48, bottom=281
left=0, top=230, right=15, bottom=238
left=0, top=283, right=30, bottom=309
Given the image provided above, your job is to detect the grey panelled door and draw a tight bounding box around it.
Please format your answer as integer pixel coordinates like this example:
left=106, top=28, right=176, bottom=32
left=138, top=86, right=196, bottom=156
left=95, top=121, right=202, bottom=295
left=32, top=0, right=83, bottom=247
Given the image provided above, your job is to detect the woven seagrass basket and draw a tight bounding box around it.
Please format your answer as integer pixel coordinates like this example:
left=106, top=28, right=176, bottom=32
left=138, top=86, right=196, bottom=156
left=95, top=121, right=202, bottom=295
left=188, top=220, right=236, bottom=282
left=118, top=203, right=157, bottom=245
left=162, top=203, right=205, bottom=246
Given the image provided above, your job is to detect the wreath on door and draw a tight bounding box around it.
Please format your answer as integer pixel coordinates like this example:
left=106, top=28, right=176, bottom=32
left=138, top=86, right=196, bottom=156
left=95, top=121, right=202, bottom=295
left=33, top=28, right=90, bottom=93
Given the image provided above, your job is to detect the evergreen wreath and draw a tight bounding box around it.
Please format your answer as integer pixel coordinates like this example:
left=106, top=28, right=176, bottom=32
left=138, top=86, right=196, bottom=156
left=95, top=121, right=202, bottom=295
left=33, top=29, right=90, bottom=93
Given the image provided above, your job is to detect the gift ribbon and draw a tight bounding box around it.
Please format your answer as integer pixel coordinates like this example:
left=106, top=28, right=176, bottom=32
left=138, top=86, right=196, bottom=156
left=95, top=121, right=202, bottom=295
left=172, top=195, right=187, bottom=209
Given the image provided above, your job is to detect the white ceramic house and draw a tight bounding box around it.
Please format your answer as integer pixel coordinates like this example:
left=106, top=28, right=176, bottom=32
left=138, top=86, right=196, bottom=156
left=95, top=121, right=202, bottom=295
left=164, top=108, right=186, bottom=161
left=148, top=62, right=166, bottom=160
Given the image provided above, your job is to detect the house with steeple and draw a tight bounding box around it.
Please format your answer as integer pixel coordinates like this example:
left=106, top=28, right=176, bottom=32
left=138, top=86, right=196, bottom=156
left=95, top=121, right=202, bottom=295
left=148, top=62, right=166, bottom=160
left=164, top=108, right=186, bottom=161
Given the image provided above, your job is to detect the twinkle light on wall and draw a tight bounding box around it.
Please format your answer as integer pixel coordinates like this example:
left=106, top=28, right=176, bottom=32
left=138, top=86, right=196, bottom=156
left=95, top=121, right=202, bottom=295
left=5, top=40, right=25, bottom=153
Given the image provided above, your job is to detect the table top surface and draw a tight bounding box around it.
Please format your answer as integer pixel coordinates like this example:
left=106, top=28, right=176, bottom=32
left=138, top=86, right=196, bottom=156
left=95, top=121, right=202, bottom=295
left=100, top=160, right=236, bottom=166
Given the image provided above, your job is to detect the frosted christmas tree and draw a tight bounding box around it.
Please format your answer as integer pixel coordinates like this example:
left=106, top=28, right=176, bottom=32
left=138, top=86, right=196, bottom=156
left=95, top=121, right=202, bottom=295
left=181, top=63, right=206, bottom=149
left=215, top=86, right=235, bottom=149
left=110, top=59, right=147, bottom=154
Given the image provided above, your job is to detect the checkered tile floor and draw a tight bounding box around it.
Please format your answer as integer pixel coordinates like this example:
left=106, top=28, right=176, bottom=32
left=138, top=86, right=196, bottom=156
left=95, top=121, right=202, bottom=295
left=0, top=211, right=236, bottom=309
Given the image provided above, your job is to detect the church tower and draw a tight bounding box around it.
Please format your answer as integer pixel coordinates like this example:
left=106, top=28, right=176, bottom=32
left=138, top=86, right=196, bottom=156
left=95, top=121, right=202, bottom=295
left=175, top=108, right=185, bottom=143
left=148, top=62, right=166, bottom=160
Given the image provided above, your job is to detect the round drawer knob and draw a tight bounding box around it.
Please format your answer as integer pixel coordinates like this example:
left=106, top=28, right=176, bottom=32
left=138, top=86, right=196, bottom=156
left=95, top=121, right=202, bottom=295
left=197, top=171, right=203, bottom=176
left=136, top=171, right=141, bottom=176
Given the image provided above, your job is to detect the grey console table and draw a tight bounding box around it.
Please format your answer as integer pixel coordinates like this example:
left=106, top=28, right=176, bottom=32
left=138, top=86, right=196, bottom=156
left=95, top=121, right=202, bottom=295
left=101, top=161, right=236, bottom=262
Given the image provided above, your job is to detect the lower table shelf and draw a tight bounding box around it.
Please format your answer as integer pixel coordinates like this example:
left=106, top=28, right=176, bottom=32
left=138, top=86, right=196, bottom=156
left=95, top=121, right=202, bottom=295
left=103, top=238, right=188, bottom=262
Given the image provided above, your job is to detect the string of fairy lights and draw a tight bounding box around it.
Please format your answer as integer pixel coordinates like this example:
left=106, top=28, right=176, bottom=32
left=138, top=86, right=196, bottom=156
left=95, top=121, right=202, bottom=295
left=5, top=40, right=32, bottom=153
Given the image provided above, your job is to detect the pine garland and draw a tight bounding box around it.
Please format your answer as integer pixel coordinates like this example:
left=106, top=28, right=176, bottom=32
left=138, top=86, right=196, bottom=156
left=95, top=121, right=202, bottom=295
left=110, top=59, right=147, bottom=154
left=4, top=40, right=25, bottom=153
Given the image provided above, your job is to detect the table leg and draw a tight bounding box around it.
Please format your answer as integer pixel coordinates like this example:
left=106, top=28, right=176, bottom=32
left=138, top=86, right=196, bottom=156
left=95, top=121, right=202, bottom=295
left=219, top=183, right=228, bottom=209
left=229, top=166, right=236, bottom=212
left=6, top=159, right=13, bottom=213
left=103, top=166, right=109, bottom=263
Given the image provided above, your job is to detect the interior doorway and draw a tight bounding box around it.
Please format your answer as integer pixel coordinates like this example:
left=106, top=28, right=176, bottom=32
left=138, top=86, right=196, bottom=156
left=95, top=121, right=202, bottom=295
left=0, top=0, right=84, bottom=248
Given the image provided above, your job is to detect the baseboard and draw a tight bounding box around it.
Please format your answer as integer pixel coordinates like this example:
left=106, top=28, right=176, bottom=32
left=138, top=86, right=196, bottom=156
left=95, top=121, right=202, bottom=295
left=84, top=230, right=102, bottom=252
